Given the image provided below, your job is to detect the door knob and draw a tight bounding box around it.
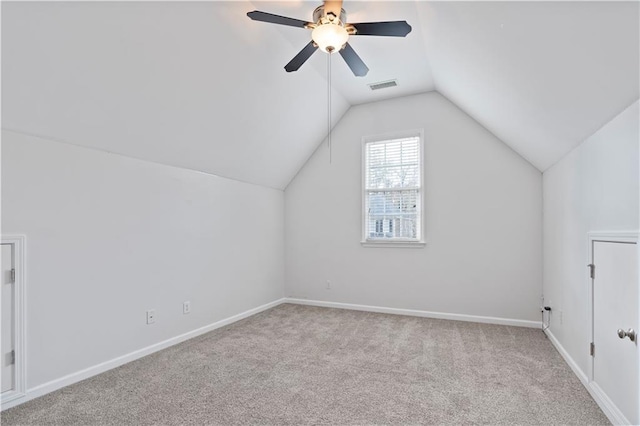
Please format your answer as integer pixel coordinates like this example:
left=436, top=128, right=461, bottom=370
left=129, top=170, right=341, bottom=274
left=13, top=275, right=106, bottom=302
left=617, top=328, right=636, bottom=342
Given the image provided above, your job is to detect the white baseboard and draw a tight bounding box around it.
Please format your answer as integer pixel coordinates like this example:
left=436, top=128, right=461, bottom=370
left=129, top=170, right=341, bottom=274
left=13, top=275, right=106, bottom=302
left=543, top=329, right=589, bottom=384
left=1, top=298, right=286, bottom=411
left=284, top=298, right=541, bottom=328
left=544, top=329, right=629, bottom=425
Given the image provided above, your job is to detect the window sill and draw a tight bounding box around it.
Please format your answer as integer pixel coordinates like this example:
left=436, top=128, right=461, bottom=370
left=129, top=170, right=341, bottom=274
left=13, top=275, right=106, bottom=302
left=361, top=240, right=426, bottom=248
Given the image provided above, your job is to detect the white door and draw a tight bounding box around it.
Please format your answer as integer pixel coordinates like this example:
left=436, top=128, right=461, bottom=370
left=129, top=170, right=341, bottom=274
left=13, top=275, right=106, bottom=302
left=1, top=243, right=15, bottom=394
left=592, top=241, right=639, bottom=425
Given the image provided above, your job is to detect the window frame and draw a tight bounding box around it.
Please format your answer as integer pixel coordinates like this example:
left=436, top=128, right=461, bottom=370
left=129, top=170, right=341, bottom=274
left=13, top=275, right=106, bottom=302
left=361, top=129, right=426, bottom=248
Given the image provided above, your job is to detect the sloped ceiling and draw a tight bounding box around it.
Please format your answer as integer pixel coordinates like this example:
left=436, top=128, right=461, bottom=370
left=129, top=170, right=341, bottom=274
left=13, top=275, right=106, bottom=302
left=418, top=1, right=640, bottom=171
left=1, top=1, right=354, bottom=190
left=2, top=1, right=638, bottom=189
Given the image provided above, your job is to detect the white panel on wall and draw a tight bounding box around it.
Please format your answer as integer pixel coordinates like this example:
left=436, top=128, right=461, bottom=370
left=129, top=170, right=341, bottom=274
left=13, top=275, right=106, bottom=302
left=1, top=130, right=285, bottom=389
left=285, top=92, right=542, bottom=321
left=542, top=100, right=639, bottom=377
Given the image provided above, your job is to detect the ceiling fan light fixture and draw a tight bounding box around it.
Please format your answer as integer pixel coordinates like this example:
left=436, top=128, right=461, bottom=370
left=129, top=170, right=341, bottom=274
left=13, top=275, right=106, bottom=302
left=312, top=23, right=349, bottom=53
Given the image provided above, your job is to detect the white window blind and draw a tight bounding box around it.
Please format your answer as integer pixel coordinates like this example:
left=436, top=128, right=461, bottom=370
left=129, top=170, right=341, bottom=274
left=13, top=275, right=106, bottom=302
left=364, top=135, right=422, bottom=242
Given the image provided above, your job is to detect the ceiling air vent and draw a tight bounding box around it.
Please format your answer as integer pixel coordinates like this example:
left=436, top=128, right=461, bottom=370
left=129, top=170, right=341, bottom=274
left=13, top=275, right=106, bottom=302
left=368, top=79, right=398, bottom=91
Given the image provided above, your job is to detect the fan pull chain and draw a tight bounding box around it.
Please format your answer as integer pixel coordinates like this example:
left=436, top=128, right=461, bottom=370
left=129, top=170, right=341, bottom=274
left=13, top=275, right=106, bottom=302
left=327, top=51, right=332, bottom=164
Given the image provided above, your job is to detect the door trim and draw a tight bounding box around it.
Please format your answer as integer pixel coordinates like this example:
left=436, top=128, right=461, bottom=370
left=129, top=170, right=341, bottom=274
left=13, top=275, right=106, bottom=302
left=0, top=235, right=26, bottom=405
left=587, top=231, right=638, bottom=425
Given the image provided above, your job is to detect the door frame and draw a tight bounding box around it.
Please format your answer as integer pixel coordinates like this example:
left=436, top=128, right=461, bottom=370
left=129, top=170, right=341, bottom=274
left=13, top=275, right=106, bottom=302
left=587, top=231, right=639, bottom=425
left=0, top=235, right=26, bottom=406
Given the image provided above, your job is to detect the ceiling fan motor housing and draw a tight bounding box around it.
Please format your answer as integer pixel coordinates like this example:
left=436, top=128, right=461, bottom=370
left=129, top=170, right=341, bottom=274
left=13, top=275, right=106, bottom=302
left=312, top=5, right=347, bottom=24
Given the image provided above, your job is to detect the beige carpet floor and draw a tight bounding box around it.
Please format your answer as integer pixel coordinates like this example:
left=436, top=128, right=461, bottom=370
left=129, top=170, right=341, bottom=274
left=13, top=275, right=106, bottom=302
left=2, top=304, right=609, bottom=425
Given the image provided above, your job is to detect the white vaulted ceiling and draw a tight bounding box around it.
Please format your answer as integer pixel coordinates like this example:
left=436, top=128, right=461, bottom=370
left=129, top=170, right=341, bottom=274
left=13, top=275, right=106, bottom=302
left=2, top=1, right=639, bottom=189
left=418, top=1, right=640, bottom=171
left=1, top=1, right=352, bottom=189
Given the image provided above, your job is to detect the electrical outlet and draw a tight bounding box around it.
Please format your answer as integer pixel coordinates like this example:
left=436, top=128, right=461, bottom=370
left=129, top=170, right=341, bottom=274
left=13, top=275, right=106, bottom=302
left=326, top=280, right=331, bottom=290
left=146, top=309, right=155, bottom=324
left=183, top=301, right=191, bottom=314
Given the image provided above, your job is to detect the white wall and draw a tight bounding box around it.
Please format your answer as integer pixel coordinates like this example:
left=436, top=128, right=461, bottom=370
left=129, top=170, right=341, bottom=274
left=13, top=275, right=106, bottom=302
left=1, top=130, right=284, bottom=389
left=285, top=92, right=542, bottom=321
left=542, top=100, right=639, bottom=376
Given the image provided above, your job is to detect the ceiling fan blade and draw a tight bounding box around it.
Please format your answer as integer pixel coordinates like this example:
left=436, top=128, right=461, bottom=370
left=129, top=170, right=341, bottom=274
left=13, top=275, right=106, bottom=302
left=247, top=11, right=311, bottom=29
left=324, top=1, right=343, bottom=19
left=339, top=43, right=369, bottom=77
left=350, top=21, right=412, bottom=37
left=285, top=41, right=319, bottom=72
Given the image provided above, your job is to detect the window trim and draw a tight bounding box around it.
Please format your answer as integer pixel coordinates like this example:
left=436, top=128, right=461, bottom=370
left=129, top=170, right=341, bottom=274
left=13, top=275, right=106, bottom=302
left=361, top=129, right=425, bottom=248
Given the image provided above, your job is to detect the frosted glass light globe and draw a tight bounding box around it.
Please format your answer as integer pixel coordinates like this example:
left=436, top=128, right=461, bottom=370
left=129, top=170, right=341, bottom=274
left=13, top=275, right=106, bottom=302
left=312, top=23, right=349, bottom=53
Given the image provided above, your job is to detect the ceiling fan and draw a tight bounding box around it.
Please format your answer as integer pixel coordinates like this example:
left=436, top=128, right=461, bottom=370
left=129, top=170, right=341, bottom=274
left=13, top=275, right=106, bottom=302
left=247, top=0, right=412, bottom=77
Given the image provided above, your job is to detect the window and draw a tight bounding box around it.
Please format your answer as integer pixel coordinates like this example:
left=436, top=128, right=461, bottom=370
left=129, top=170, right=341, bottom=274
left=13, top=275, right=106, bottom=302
left=362, top=132, right=424, bottom=247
